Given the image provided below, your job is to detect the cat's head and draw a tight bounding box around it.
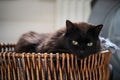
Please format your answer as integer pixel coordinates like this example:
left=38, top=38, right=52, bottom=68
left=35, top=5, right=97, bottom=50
left=64, top=20, right=103, bottom=58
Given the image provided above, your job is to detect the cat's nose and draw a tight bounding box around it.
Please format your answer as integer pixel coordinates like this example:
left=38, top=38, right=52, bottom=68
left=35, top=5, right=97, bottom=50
left=80, top=50, right=84, bottom=54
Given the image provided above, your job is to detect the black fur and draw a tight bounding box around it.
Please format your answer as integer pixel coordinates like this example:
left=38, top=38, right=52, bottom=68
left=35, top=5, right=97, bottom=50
left=15, top=20, right=103, bottom=58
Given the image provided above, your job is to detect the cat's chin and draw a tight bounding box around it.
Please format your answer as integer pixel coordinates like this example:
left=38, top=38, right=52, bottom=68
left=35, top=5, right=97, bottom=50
left=74, top=54, right=87, bottom=59
left=75, top=52, right=99, bottom=59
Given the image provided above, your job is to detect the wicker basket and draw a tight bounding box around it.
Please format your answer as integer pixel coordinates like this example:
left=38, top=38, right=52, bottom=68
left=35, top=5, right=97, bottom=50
left=0, top=43, right=111, bottom=80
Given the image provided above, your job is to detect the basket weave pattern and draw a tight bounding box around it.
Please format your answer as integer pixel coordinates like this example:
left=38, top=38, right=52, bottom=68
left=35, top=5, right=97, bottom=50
left=0, top=43, right=110, bottom=80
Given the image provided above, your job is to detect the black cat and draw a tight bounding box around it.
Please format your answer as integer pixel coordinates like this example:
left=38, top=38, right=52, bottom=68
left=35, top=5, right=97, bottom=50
left=15, top=20, right=103, bottom=58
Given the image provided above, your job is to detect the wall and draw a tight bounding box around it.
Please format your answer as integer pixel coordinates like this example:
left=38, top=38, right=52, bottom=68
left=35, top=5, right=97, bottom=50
left=56, top=0, right=91, bottom=29
left=0, top=0, right=91, bottom=43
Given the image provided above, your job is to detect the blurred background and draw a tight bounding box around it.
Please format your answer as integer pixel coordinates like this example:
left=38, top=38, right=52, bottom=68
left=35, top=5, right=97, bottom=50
left=0, top=0, right=120, bottom=79
left=0, top=0, right=91, bottom=43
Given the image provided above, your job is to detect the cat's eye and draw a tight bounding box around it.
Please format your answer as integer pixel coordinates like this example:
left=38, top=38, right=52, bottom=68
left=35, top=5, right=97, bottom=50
left=72, top=40, right=79, bottom=46
left=87, top=42, right=93, bottom=47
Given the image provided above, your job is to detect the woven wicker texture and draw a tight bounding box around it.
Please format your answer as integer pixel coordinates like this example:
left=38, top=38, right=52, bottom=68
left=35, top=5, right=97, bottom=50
left=0, top=43, right=111, bottom=80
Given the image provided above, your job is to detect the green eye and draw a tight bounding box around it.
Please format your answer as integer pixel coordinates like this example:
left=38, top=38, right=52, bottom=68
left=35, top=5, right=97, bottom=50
left=72, top=40, right=79, bottom=46
left=87, top=42, right=93, bottom=47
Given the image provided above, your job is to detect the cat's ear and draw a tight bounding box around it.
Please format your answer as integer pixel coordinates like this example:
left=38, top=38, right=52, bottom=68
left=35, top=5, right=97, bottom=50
left=94, top=24, right=103, bottom=36
left=66, top=20, right=74, bottom=33
left=89, top=24, right=103, bottom=37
